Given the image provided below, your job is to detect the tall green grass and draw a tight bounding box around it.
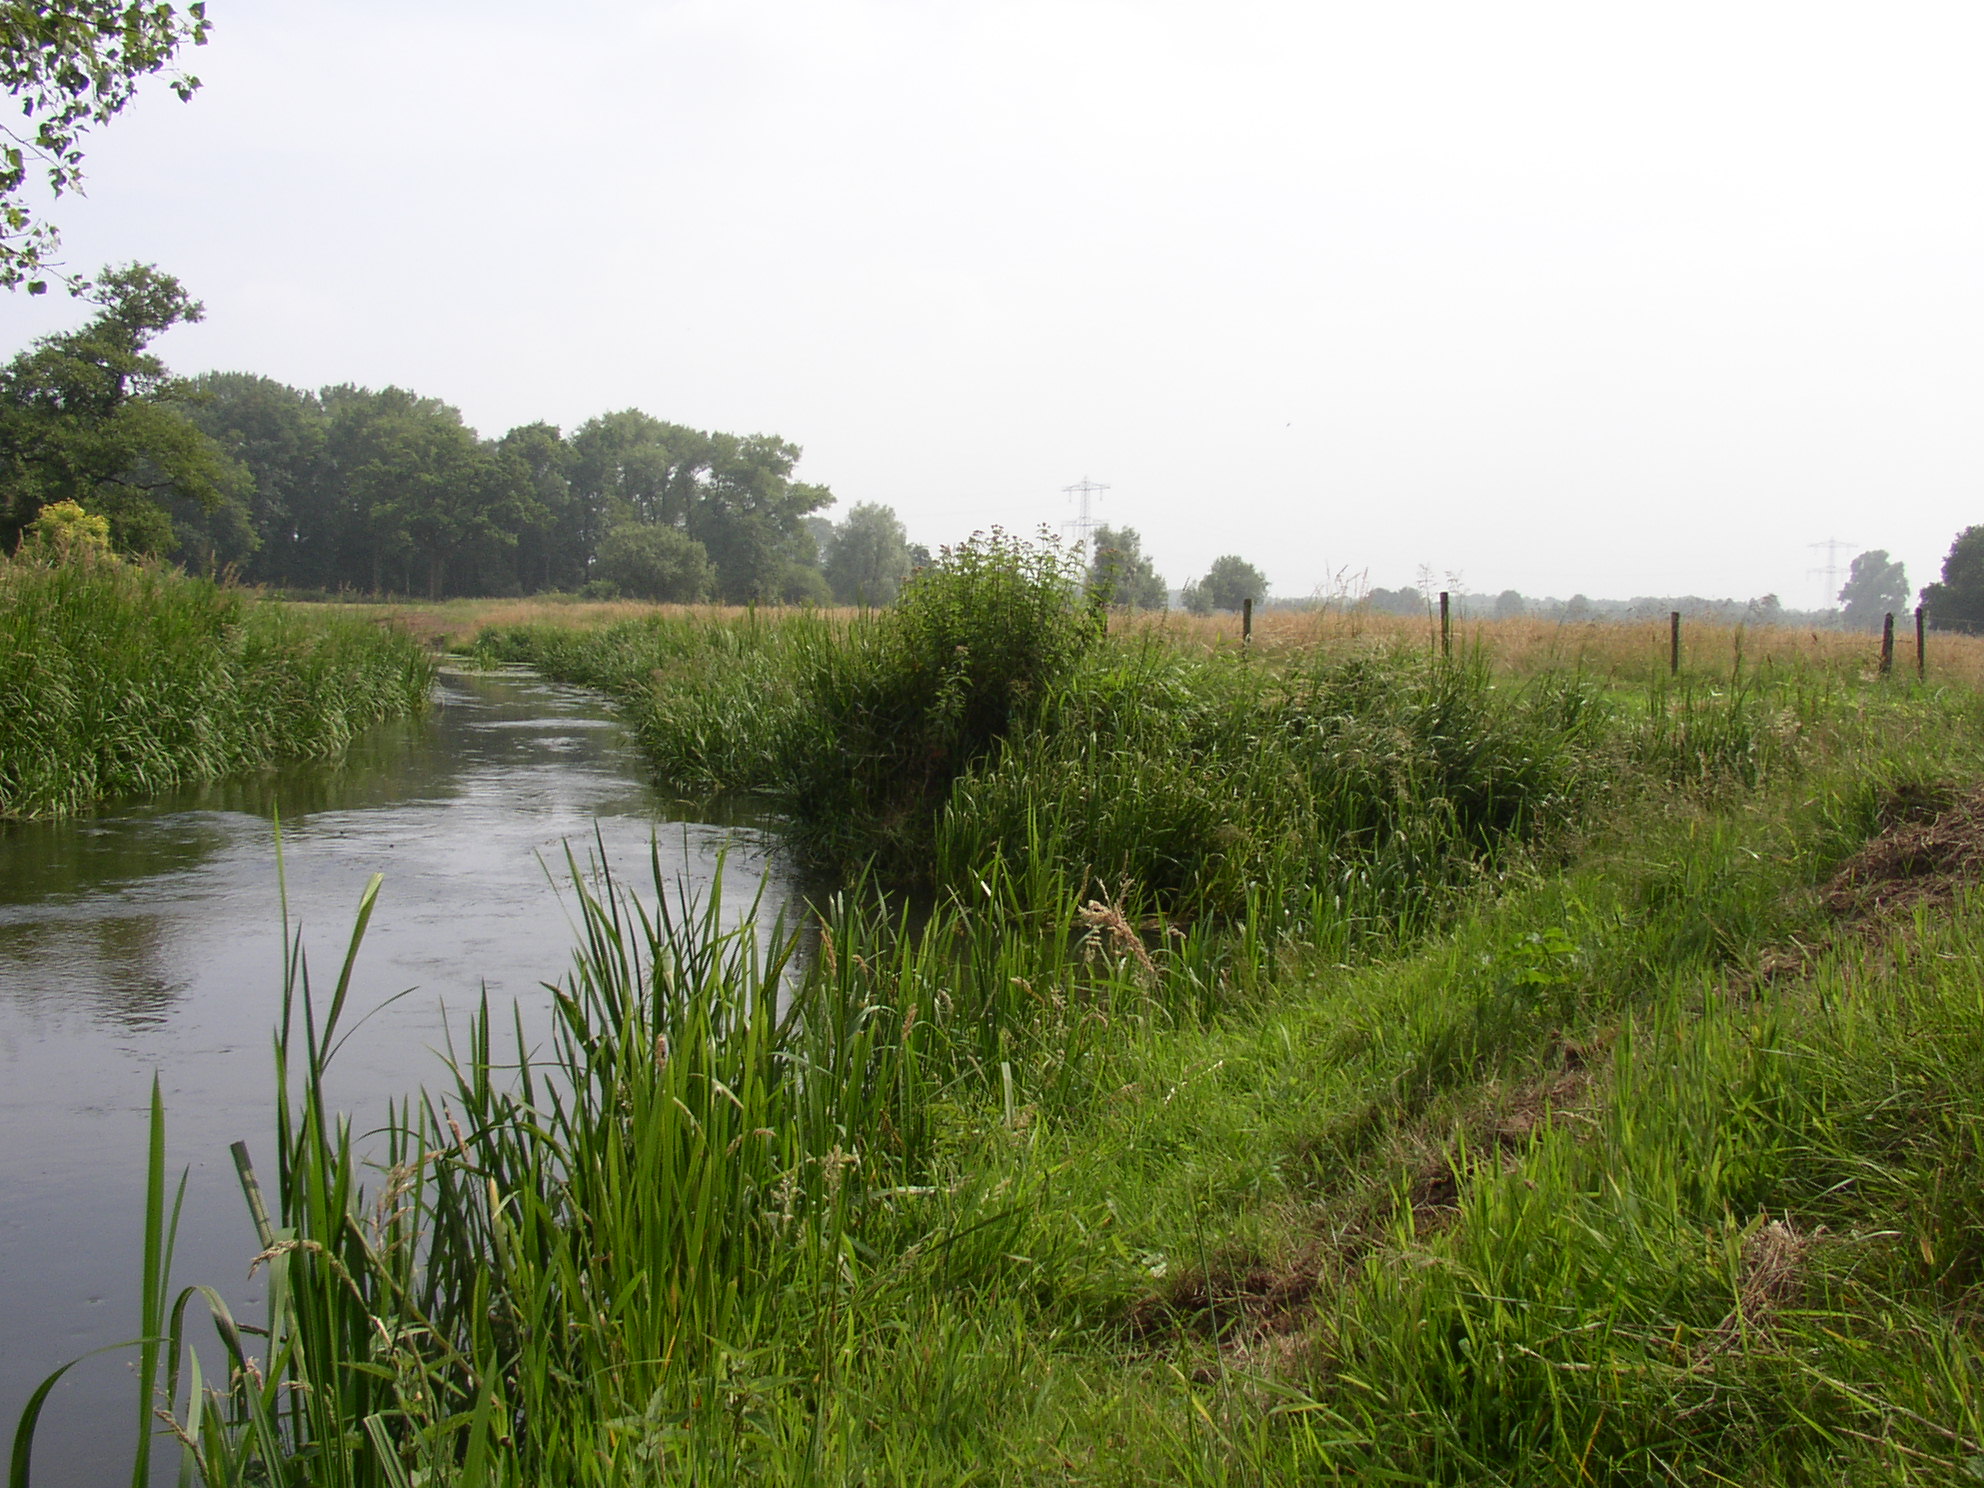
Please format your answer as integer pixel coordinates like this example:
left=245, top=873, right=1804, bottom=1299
left=480, top=537, right=1610, bottom=947
left=59, top=845, right=1177, bottom=1485
left=477, top=529, right=1102, bottom=877
left=25, top=536, right=1984, bottom=1484
left=65, top=716, right=1984, bottom=1485
left=0, top=555, right=433, bottom=817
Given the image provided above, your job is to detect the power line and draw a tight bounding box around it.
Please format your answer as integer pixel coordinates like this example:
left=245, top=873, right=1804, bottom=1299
left=1061, top=477, right=1110, bottom=554
left=1807, top=537, right=1857, bottom=608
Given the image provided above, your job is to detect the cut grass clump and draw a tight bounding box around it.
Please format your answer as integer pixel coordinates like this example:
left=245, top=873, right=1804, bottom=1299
left=0, top=554, right=434, bottom=817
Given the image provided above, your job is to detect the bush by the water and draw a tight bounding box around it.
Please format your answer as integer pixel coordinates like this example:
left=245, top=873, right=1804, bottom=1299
left=482, top=531, right=1605, bottom=935
left=0, top=554, right=433, bottom=816
left=481, top=529, right=1102, bottom=871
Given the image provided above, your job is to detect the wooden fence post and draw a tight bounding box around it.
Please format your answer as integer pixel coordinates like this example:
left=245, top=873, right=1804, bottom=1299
left=1916, top=605, right=1927, bottom=678
left=1879, top=612, right=1895, bottom=675
left=1439, top=591, right=1451, bottom=658
left=1242, top=596, right=1253, bottom=645
left=1669, top=611, right=1680, bottom=675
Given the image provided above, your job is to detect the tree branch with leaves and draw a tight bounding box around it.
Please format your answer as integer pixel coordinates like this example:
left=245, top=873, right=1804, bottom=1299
left=2, top=1, right=209, bottom=292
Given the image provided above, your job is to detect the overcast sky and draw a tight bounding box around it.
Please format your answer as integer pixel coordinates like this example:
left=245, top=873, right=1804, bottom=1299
left=7, top=0, right=1981, bottom=608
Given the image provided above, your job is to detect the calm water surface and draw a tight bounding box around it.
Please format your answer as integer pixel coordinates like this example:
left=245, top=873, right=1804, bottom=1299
left=0, top=667, right=794, bottom=1486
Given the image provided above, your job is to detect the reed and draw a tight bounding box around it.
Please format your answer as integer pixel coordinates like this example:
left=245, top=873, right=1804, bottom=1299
left=20, top=535, right=1984, bottom=1484
left=73, top=685, right=1984, bottom=1484
left=0, top=554, right=434, bottom=818
left=55, top=838, right=1175, bottom=1485
left=479, top=539, right=1611, bottom=935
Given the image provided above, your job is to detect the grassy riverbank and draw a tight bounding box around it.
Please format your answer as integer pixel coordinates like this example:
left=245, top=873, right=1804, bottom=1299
left=0, top=556, right=434, bottom=818
left=34, top=540, right=1984, bottom=1484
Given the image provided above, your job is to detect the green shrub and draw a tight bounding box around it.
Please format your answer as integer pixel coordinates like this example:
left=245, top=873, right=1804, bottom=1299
left=784, top=528, right=1094, bottom=868
left=593, top=522, right=713, bottom=602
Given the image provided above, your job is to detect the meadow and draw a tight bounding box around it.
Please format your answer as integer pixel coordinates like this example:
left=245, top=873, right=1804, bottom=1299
left=0, top=556, right=434, bottom=818
left=22, top=539, right=1984, bottom=1484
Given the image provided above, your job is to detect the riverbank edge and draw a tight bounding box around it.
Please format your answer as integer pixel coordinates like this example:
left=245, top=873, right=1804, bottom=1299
left=0, top=558, right=437, bottom=820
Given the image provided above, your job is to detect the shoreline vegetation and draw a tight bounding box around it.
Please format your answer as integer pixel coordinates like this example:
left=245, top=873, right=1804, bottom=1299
left=0, top=554, right=434, bottom=819
left=15, top=534, right=1984, bottom=1483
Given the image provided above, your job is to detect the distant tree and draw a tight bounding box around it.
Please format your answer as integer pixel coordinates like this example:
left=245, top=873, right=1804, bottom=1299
left=801, top=514, right=835, bottom=564
left=496, top=421, right=574, bottom=591
left=568, top=414, right=832, bottom=602
left=824, top=501, right=912, bottom=606
left=775, top=559, right=833, bottom=605
left=691, top=434, right=834, bottom=602
left=1194, top=554, right=1268, bottom=613
left=163, top=466, right=256, bottom=572
left=176, top=372, right=329, bottom=581
left=1493, top=588, right=1526, bottom=619
left=1361, top=585, right=1426, bottom=617
left=2, top=2, right=210, bottom=291
left=315, top=385, right=517, bottom=597
left=1921, top=526, right=1984, bottom=633
left=1087, top=524, right=1167, bottom=609
left=567, top=409, right=695, bottom=568
left=1835, top=549, right=1909, bottom=631
left=1746, top=593, right=1784, bottom=626
left=594, top=522, right=711, bottom=602
left=1562, top=594, right=1593, bottom=622
left=0, top=263, right=234, bottom=555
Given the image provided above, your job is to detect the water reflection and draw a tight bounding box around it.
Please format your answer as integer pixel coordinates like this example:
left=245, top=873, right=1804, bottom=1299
left=0, top=666, right=794, bottom=1488
left=0, top=913, right=180, bottom=1028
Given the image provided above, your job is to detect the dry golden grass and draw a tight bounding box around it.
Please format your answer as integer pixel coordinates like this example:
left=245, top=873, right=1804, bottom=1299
left=279, top=596, right=866, bottom=650
left=1116, top=606, right=1984, bottom=687
left=280, top=592, right=1984, bottom=689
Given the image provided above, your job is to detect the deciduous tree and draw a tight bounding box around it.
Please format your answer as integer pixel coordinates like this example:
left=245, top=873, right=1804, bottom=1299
left=176, top=372, right=327, bottom=581
left=595, top=522, right=711, bottom=602
left=1190, top=554, right=1268, bottom=613
left=1087, top=524, right=1167, bottom=609
left=2, top=2, right=210, bottom=290
left=0, top=262, right=234, bottom=554
left=497, top=421, right=575, bottom=592
left=569, top=414, right=833, bottom=602
left=824, top=501, right=912, bottom=606
left=1837, top=549, right=1909, bottom=631
left=1921, top=527, right=1984, bottom=633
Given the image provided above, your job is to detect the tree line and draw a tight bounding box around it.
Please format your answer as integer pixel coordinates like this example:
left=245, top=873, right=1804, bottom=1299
left=0, top=266, right=1290, bottom=613
left=0, top=264, right=943, bottom=604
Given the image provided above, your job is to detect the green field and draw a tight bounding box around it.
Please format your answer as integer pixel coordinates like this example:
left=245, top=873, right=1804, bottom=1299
left=27, top=538, right=1984, bottom=1485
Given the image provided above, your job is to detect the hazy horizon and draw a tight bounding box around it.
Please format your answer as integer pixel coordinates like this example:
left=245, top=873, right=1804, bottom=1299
left=7, top=1, right=1980, bottom=610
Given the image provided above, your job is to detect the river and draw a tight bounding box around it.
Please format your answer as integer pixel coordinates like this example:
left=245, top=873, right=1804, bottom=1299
left=0, top=666, right=796, bottom=1486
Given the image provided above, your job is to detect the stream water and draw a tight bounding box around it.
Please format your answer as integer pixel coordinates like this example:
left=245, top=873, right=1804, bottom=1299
left=0, top=666, right=795, bottom=1486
